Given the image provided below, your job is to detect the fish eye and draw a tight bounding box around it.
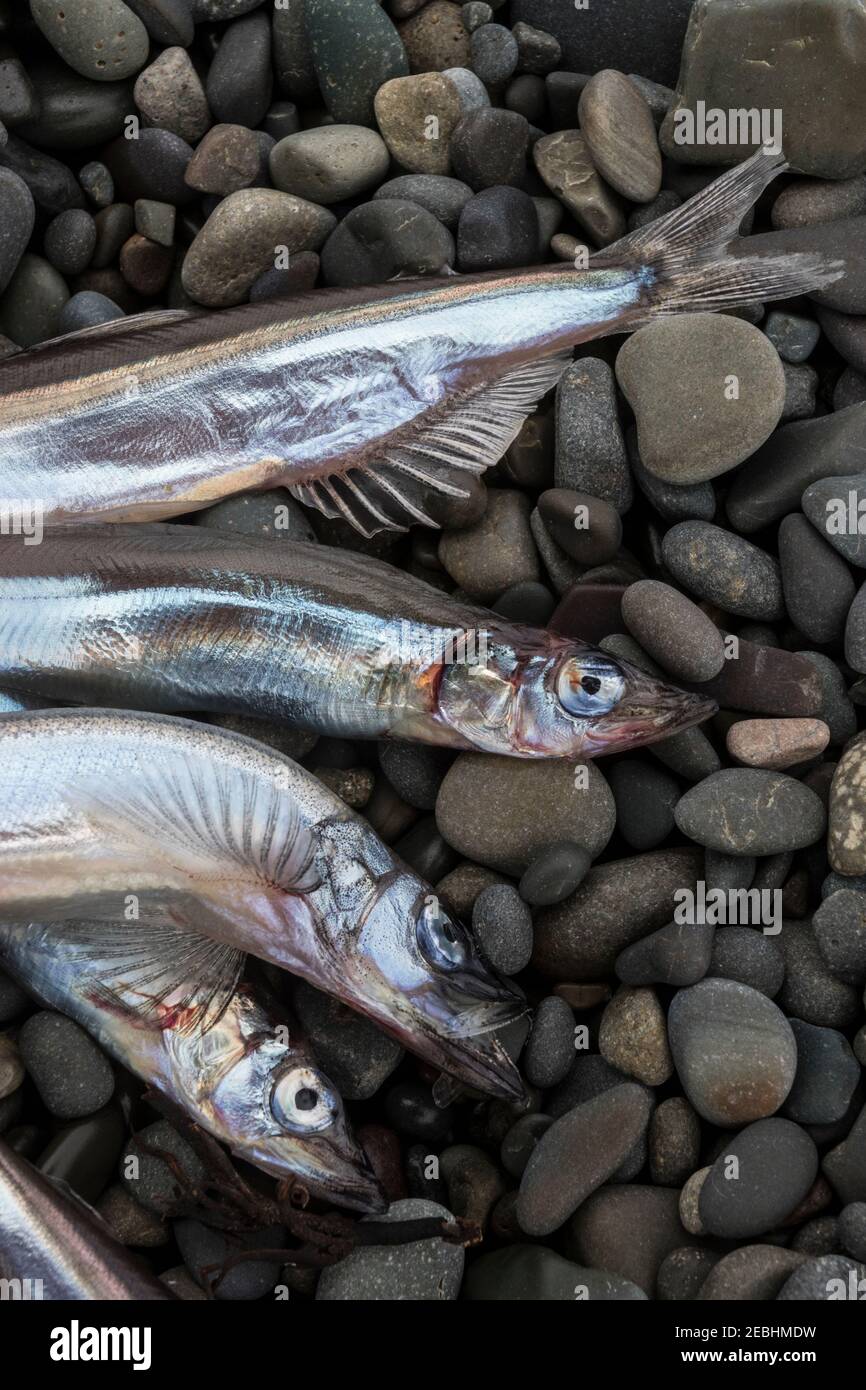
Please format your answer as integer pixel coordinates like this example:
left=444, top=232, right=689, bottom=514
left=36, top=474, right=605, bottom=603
left=556, top=656, right=626, bottom=717
left=416, top=895, right=471, bottom=972
left=270, top=1066, right=338, bottom=1133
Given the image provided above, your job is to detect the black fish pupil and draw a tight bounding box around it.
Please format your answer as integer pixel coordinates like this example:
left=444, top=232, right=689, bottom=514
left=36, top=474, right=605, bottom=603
left=582, top=676, right=602, bottom=695
left=296, top=1088, right=318, bottom=1111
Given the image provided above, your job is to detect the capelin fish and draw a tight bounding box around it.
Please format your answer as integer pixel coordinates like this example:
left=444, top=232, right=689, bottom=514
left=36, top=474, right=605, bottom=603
left=0, top=523, right=715, bottom=757
left=0, top=709, right=526, bottom=1101
left=0, top=922, right=385, bottom=1213
left=0, top=1137, right=175, bottom=1300
left=0, top=150, right=840, bottom=536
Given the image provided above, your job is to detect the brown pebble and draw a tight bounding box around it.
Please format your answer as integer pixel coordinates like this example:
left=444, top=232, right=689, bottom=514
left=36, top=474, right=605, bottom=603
left=599, top=985, right=673, bottom=1085
left=679, top=1167, right=710, bottom=1235
left=727, top=717, right=830, bottom=770
left=118, top=234, right=173, bottom=295
left=578, top=68, right=662, bottom=203
left=185, top=124, right=261, bottom=195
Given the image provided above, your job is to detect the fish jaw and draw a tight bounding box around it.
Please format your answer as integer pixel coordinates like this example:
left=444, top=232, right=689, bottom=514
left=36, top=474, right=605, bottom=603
left=249, top=1129, right=388, bottom=1215
left=576, top=665, right=718, bottom=757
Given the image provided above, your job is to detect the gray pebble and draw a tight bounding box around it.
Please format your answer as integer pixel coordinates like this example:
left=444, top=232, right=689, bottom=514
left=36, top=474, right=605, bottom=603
left=43, top=208, right=96, bottom=276
left=519, top=841, right=591, bottom=907
left=472, top=883, right=533, bottom=975
left=316, top=1198, right=464, bottom=1301
left=19, top=1013, right=113, bottom=1120
left=523, top=996, right=574, bottom=1089
left=708, top=926, right=784, bottom=998
left=784, top=1020, right=860, bottom=1125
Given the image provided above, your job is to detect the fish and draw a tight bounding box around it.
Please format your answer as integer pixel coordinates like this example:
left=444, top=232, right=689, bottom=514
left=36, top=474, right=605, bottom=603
left=0, top=1137, right=176, bottom=1300
left=0, top=922, right=385, bottom=1214
left=0, top=522, right=715, bottom=758
left=0, top=150, right=840, bottom=537
left=0, top=708, right=526, bottom=1101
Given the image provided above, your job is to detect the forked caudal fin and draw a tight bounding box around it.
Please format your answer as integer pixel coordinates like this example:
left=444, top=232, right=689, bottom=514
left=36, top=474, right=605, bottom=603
left=592, top=145, right=845, bottom=316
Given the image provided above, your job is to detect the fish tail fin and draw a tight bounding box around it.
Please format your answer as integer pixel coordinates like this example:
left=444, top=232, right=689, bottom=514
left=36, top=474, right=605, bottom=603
left=592, top=145, right=844, bottom=317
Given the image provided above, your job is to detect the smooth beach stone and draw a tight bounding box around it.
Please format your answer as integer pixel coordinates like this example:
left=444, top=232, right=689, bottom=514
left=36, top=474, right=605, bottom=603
left=18, top=1013, right=115, bottom=1120
left=470, top=22, right=518, bottom=87
left=803, top=472, right=866, bottom=571
left=512, top=0, right=693, bottom=88
left=0, top=132, right=85, bottom=214
left=134, top=46, right=211, bottom=144
left=763, top=310, right=820, bottom=364
left=321, top=198, right=454, bottom=286
left=316, top=1199, right=464, bottom=1301
left=778, top=513, right=855, bottom=646
left=667, top=978, right=797, bottom=1127
left=517, top=1084, right=653, bottom=1237
left=457, top=186, right=539, bottom=271
left=538, top=488, right=622, bottom=566
left=184, top=125, right=260, bottom=196
left=698, top=1118, right=818, bottom=1239
left=43, top=208, right=96, bottom=276
left=555, top=357, right=631, bottom=512
left=615, top=315, right=785, bottom=485
left=374, top=73, right=461, bottom=174
left=599, top=986, right=673, bottom=1086
left=533, top=129, right=625, bottom=245
left=689, top=640, right=822, bottom=719
left=442, top=64, right=489, bottom=113
left=726, top=718, right=831, bottom=771
left=206, top=11, right=272, bottom=129
left=374, top=173, right=473, bottom=229
left=784, top=1020, right=860, bottom=1125
left=662, top=521, right=784, bottom=621
left=270, top=126, right=390, bottom=204
left=522, top=996, right=575, bottom=1090
left=125, top=0, right=195, bottom=47
left=450, top=107, right=530, bottom=190
left=31, top=0, right=150, bottom=83
left=16, top=61, right=134, bottom=150
left=182, top=188, right=335, bottom=307
left=306, top=0, right=409, bottom=126
left=812, top=890, right=866, bottom=984
left=567, top=1186, right=697, bottom=1297
left=615, top=920, right=715, bottom=989
left=399, top=2, right=471, bottom=73
left=675, top=769, right=826, bottom=856
left=519, top=841, right=591, bottom=907
left=828, top=732, right=866, bottom=875
left=438, top=489, right=538, bottom=600
left=0, top=45, right=36, bottom=125
left=621, top=579, right=724, bottom=682
left=471, top=883, right=533, bottom=975
left=105, top=128, right=195, bottom=205
left=578, top=68, right=661, bottom=203
left=464, top=1245, right=646, bottom=1300
left=778, top=1254, right=866, bottom=1301
left=607, top=759, right=680, bottom=853
left=436, top=753, right=615, bottom=875
left=0, top=167, right=34, bottom=293
left=0, top=252, right=68, bottom=347
left=822, top=1104, right=866, bottom=1204
left=777, top=919, right=862, bottom=1031
left=697, top=1246, right=806, bottom=1301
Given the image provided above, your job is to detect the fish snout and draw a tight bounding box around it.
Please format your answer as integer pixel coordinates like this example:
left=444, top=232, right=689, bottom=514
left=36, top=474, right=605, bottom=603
left=594, top=669, right=717, bottom=754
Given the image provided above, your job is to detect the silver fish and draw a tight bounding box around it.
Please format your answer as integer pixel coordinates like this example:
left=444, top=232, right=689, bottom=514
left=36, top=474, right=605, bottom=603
left=0, top=151, right=839, bottom=536
left=0, top=922, right=385, bottom=1213
left=0, top=523, right=715, bottom=757
left=0, top=708, right=525, bottom=1101
left=0, top=1137, right=175, bottom=1300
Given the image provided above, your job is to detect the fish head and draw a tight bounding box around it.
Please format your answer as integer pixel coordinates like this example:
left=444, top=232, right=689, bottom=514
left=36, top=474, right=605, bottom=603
left=196, top=996, right=386, bottom=1214
left=437, top=629, right=716, bottom=758
left=347, top=868, right=528, bottom=1103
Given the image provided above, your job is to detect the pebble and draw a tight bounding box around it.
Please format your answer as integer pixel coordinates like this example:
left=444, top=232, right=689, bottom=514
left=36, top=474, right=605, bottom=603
left=461, top=3, right=492, bottom=32
left=599, top=986, right=672, bottom=1086
left=182, top=188, right=335, bottom=307
left=784, top=1020, right=860, bottom=1126
left=658, top=1247, right=720, bottom=1301
left=0, top=168, right=35, bottom=294
left=772, top=174, right=866, bottom=229
left=513, top=0, right=691, bottom=90
left=675, top=769, right=825, bottom=857
left=464, top=1245, right=646, bottom=1301
left=321, top=198, right=453, bottom=287
left=616, top=316, right=785, bottom=485
left=457, top=186, right=539, bottom=272
left=39, top=1108, right=126, bottom=1203
left=374, top=173, right=472, bottom=229
left=662, top=522, right=785, bottom=621
left=175, top=1219, right=284, bottom=1301
left=119, top=233, right=173, bottom=296
left=555, top=358, right=631, bottom=511
left=441, top=65, right=490, bottom=113
left=134, top=47, right=211, bottom=145
left=471, top=883, right=533, bottom=975
left=185, top=125, right=265, bottom=196
left=0, top=253, right=69, bottom=347
left=813, top=890, right=866, bottom=985
left=106, top=129, right=196, bottom=207
left=823, top=1103, right=866, bottom=1204
left=778, top=513, right=855, bottom=645
left=763, top=309, right=820, bottom=364
left=0, top=47, right=37, bottom=127
left=306, top=0, right=408, bottom=127
left=493, top=580, right=555, bottom=625
left=668, top=978, right=797, bottom=1126
left=450, top=107, right=530, bottom=190
left=125, top=0, right=195, bottom=47
left=691, top=638, right=822, bottom=720
left=78, top=161, right=114, bottom=208
left=538, top=488, right=622, bottom=566
left=621, top=579, right=724, bottom=682
left=607, top=759, right=680, bottom=852
left=708, top=927, right=784, bottom=999
left=43, top=207, right=97, bottom=277
left=206, top=11, right=272, bottom=129
left=30, top=0, right=150, bottom=83
left=697, top=1246, right=806, bottom=1301
left=778, top=1253, right=866, bottom=1300
left=316, top=1198, right=464, bottom=1301
left=726, top=718, right=830, bottom=772
left=292, top=980, right=402, bottom=1101
left=374, top=74, right=460, bottom=176
left=803, top=472, right=866, bottom=571
left=56, top=289, right=124, bottom=332
left=568, top=1185, right=696, bottom=1298
left=616, top=919, right=715, bottom=989
left=519, top=841, right=591, bottom=907
left=436, top=752, right=614, bottom=875
left=399, top=2, right=471, bottom=73
left=578, top=69, right=661, bottom=203
left=649, top=1098, right=701, bottom=1187
left=0, top=133, right=85, bottom=215
left=92, top=203, right=134, bottom=269
left=120, top=1120, right=206, bottom=1215
left=135, top=199, right=175, bottom=248
left=828, top=733, right=866, bottom=875
left=438, top=489, right=538, bottom=599
left=513, top=21, right=561, bottom=76
left=776, top=919, right=861, bottom=1030
left=522, top=997, right=575, bottom=1089
left=517, top=1083, right=653, bottom=1237
left=470, top=23, right=518, bottom=87
left=439, top=1144, right=504, bottom=1229
left=379, top=742, right=452, bottom=813
left=533, top=130, right=625, bottom=245
left=839, top=1203, right=866, bottom=1261
left=534, top=847, right=701, bottom=980
left=96, top=1184, right=168, bottom=1249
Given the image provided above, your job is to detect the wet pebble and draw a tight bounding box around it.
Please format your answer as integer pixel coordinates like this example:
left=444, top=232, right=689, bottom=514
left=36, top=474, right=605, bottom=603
left=185, top=124, right=261, bottom=196
left=18, top=1012, right=114, bottom=1120
left=697, top=1117, right=818, bottom=1238
left=206, top=11, right=273, bottom=130
left=662, top=521, right=784, bottom=621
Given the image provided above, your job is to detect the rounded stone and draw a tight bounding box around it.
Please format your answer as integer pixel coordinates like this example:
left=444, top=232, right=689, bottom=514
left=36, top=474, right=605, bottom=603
left=471, top=883, right=533, bottom=975
left=185, top=125, right=262, bottom=196
left=399, top=2, right=471, bottom=73
left=271, top=126, right=390, bottom=204
left=616, top=315, right=785, bottom=484
left=56, top=289, right=124, bottom=333
left=538, top=488, right=623, bottom=567
left=778, top=512, right=855, bottom=646
left=449, top=107, right=531, bottom=190
left=533, top=129, right=625, bottom=245
left=675, top=769, right=826, bottom=857
left=464, top=1245, right=646, bottom=1301
left=667, top=978, right=797, bottom=1127
left=607, top=759, right=681, bottom=853
left=578, top=68, right=661, bottom=203
left=726, top=717, right=830, bottom=771
left=182, top=189, right=336, bottom=307
left=436, top=752, right=615, bottom=875
left=321, top=198, right=453, bottom=287
left=30, top=0, right=150, bottom=82
left=456, top=185, right=539, bottom=272
left=649, top=1097, right=702, bottom=1186
left=18, top=1012, right=115, bottom=1120
left=438, top=488, right=538, bottom=600
left=105, top=129, right=196, bottom=206
left=522, top=996, right=575, bottom=1090
left=306, top=0, right=409, bottom=126
left=316, top=1198, right=464, bottom=1301
left=621, top=579, right=725, bottom=682
left=812, top=890, right=866, bottom=985
left=375, top=73, right=462, bottom=175
left=374, top=173, right=473, bottom=229
left=599, top=986, right=673, bottom=1086
left=206, top=10, right=273, bottom=129
left=0, top=252, right=69, bottom=347
left=784, top=1020, right=860, bottom=1125
left=133, top=46, right=211, bottom=144
left=518, top=841, right=592, bottom=907
left=0, top=168, right=35, bottom=294
left=698, top=1118, right=818, bottom=1239
left=828, top=733, right=866, bottom=875
left=662, top=521, right=784, bottom=621
left=708, top=926, right=784, bottom=999
left=469, top=22, right=518, bottom=87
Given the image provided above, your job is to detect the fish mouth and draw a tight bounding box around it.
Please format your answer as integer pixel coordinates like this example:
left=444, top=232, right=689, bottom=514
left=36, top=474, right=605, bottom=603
left=591, top=671, right=717, bottom=755
left=439, top=1029, right=527, bottom=1104
left=434, top=968, right=529, bottom=1102
left=306, top=1142, right=388, bottom=1215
